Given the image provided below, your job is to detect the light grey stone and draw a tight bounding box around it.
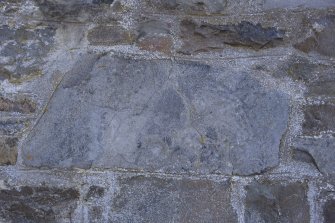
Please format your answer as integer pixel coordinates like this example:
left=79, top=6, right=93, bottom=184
left=22, top=54, right=289, bottom=175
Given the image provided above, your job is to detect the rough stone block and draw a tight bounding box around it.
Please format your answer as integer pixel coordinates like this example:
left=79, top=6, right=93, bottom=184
left=302, top=105, right=335, bottom=136
left=293, top=137, right=335, bottom=175
left=0, top=25, right=55, bottom=81
left=22, top=54, right=289, bottom=175
left=0, top=96, right=36, bottom=114
left=295, top=15, right=335, bottom=57
left=87, top=26, right=135, bottom=46
left=179, top=20, right=285, bottom=54
left=0, top=186, right=79, bottom=223
left=0, top=137, right=18, bottom=165
left=0, top=119, right=26, bottom=136
left=324, top=199, right=335, bottom=223
left=111, top=175, right=237, bottom=222
left=245, top=180, right=310, bottom=223
left=145, top=0, right=228, bottom=15
left=263, top=0, right=335, bottom=9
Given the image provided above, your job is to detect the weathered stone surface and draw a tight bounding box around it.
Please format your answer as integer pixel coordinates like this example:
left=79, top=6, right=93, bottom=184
left=87, top=26, right=135, bottom=46
left=263, top=0, right=335, bottom=9
left=112, top=176, right=237, bottom=222
left=302, top=105, right=335, bottom=135
left=85, top=185, right=105, bottom=201
left=145, top=0, right=228, bottom=14
left=179, top=20, right=285, bottom=54
left=137, top=36, right=173, bottom=54
left=0, top=96, right=36, bottom=114
left=324, top=199, right=335, bottom=223
left=0, top=119, right=26, bottom=136
left=295, top=15, right=335, bottom=57
left=0, top=137, right=18, bottom=165
left=22, top=54, right=289, bottom=175
left=293, top=137, right=335, bottom=175
left=245, top=181, right=309, bottom=223
left=0, top=186, right=79, bottom=223
left=0, top=25, right=55, bottom=81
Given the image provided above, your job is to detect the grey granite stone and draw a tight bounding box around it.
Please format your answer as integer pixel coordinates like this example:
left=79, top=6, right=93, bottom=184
left=22, top=54, right=289, bottom=175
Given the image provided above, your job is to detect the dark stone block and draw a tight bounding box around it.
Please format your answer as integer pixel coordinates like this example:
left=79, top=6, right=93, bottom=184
left=111, top=176, right=237, bottom=222
left=303, top=105, right=335, bottom=135
left=293, top=137, right=335, bottom=175
left=324, top=199, right=335, bottom=223
left=87, top=26, right=135, bottom=46
left=0, top=186, right=79, bottom=223
left=0, top=137, right=18, bottom=165
left=295, top=15, right=335, bottom=57
left=245, top=181, right=309, bottom=223
left=0, top=96, right=36, bottom=114
left=179, top=20, right=285, bottom=54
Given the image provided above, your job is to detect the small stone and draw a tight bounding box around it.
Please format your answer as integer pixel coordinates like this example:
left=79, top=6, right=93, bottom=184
left=86, top=185, right=105, bottom=200
left=245, top=181, right=309, bottom=223
left=0, top=96, right=36, bottom=114
left=137, top=36, right=173, bottom=54
left=87, top=26, right=135, bottom=46
left=293, top=137, right=335, bottom=175
left=324, top=199, right=335, bottom=223
left=302, top=105, right=335, bottom=135
left=0, top=137, right=18, bottom=165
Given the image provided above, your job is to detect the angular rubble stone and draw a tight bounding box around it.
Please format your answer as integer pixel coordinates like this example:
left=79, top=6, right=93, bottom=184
left=263, top=0, right=335, bottom=9
left=0, top=137, right=18, bottom=165
left=302, top=105, right=335, bottom=135
left=179, top=20, right=285, bottom=54
left=145, top=0, right=228, bottom=14
left=295, top=15, right=335, bottom=57
left=0, top=96, right=36, bottom=114
left=245, top=181, right=310, bottom=223
left=22, top=54, right=289, bottom=175
left=137, top=36, right=173, bottom=54
left=0, top=25, right=55, bottom=81
left=324, top=199, right=335, bottom=223
left=112, top=176, right=237, bottom=222
left=0, top=119, right=26, bottom=136
left=87, top=26, right=135, bottom=46
left=293, top=137, right=335, bottom=175
left=0, top=186, right=79, bottom=223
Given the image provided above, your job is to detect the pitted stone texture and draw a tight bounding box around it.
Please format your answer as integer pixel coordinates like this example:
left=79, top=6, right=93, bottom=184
left=0, top=186, right=79, bottom=223
left=293, top=137, right=335, bottom=175
left=145, top=0, right=228, bottom=14
left=0, top=137, right=18, bottom=165
left=22, top=54, right=289, bottom=175
left=263, top=0, right=335, bottom=9
left=179, top=20, right=285, bottom=54
left=245, top=180, right=310, bottom=223
left=112, top=175, right=237, bottom=222
left=0, top=25, right=55, bottom=82
left=295, top=15, right=335, bottom=57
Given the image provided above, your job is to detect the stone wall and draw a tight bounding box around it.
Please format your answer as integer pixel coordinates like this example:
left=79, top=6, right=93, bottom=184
left=0, top=0, right=335, bottom=222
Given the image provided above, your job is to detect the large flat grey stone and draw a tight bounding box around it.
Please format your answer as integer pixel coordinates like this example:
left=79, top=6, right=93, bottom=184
left=22, top=54, right=289, bottom=175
